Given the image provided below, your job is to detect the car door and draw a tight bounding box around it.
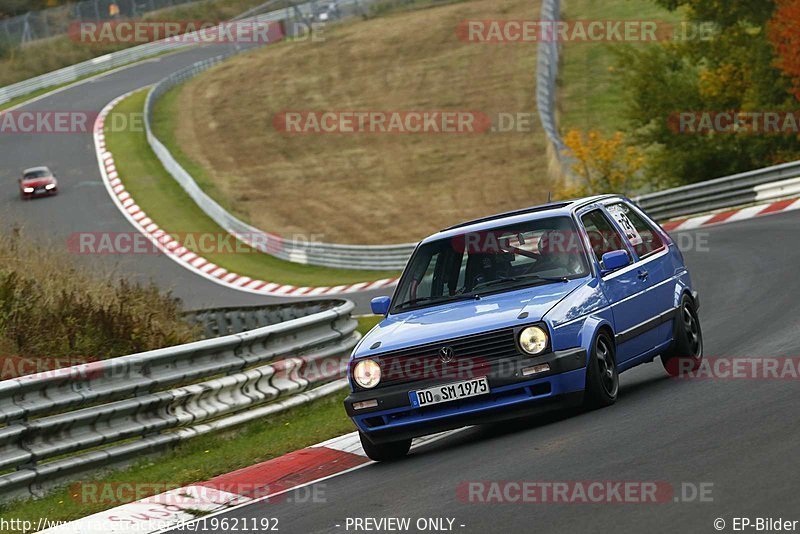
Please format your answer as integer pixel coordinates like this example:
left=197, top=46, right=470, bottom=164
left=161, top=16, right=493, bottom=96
left=579, top=207, right=652, bottom=363
left=605, top=201, right=675, bottom=348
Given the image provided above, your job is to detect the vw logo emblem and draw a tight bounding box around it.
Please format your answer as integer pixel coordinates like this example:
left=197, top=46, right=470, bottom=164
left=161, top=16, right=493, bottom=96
left=439, top=346, right=455, bottom=363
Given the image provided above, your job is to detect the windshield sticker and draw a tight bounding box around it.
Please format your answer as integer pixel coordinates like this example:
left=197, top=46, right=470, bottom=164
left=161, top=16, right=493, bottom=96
left=607, top=205, right=643, bottom=246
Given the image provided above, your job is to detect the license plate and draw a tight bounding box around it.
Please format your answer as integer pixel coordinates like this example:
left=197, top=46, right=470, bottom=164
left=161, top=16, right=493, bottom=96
left=412, top=376, right=489, bottom=407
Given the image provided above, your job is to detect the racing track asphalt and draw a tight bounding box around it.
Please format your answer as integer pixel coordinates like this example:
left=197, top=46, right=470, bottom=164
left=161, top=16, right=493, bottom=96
left=0, top=44, right=387, bottom=312
left=164, top=210, right=800, bottom=533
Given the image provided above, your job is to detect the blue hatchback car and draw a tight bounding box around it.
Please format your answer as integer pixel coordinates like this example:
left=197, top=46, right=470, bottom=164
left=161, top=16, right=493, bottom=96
left=345, top=195, right=703, bottom=461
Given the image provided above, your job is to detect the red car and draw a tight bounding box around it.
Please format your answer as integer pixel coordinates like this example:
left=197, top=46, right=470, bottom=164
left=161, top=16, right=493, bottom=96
left=19, top=166, right=58, bottom=199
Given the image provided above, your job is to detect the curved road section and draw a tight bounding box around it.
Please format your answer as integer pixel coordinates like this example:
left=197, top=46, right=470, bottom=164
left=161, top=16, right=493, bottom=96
left=163, top=211, right=800, bottom=533
left=0, top=44, right=385, bottom=311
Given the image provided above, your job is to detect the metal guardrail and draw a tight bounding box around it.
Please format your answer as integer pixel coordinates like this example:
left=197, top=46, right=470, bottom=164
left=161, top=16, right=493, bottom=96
left=0, top=0, right=357, bottom=106
left=535, top=0, right=563, bottom=154
left=535, top=0, right=576, bottom=181
left=143, top=2, right=418, bottom=271
left=0, top=299, right=359, bottom=503
left=0, top=38, right=192, bottom=106
left=634, top=160, right=800, bottom=220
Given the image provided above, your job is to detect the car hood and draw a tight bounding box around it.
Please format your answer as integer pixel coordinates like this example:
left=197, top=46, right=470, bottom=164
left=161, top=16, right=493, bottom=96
left=21, top=177, right=55, bottom=187
left=354, top=278, right=586, bottom=358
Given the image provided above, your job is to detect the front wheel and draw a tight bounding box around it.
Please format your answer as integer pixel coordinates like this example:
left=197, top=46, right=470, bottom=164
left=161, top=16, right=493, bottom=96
left=661, top=294, right=703, bottom=376
left=584, top=331, right=618, bottom=408
left=359, top=432, right=411, bottom=462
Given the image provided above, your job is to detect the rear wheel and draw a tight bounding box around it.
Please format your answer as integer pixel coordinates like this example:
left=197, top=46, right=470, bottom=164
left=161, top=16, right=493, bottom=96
left=584, top=332, right=618, bottom=408
left=661, top=294, right=703, bottom=376
left=359, top=432, right=411, bottom=462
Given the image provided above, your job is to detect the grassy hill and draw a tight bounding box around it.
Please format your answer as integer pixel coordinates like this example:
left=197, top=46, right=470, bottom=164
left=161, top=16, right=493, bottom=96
left=155, top=0, right=554, bottom=245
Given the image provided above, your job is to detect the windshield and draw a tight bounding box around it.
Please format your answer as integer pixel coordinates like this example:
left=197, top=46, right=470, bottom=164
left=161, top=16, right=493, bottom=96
left=23, top=170, right=49, bottom=179
left=392, top=216, right=590, bottom=312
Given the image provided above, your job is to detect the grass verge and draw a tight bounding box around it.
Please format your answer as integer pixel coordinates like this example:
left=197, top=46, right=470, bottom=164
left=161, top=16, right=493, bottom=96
left=0, top=317, right=380, bottom=531
left=0, top=229, right=196, bottom=373
left=105, top=90, right=398, bottom=287
left=559, top=0, right=681, bottom=133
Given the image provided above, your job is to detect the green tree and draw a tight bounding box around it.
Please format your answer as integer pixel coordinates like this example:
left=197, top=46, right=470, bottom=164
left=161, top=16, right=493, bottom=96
left=616, top=1, right=800, bottom=187
left=655, top=0, right=776, bottom=27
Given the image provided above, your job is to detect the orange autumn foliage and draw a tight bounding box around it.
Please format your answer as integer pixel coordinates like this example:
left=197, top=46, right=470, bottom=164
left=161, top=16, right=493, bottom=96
left=560, top=129, right=646, bottom=197
left=768, top=0, right=800, bottom=101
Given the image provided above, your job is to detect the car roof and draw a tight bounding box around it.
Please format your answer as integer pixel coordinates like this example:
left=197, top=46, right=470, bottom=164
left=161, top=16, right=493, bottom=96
left=424, top=194, right=623, bottom=243
left=22, top=166, right=51, bottom=175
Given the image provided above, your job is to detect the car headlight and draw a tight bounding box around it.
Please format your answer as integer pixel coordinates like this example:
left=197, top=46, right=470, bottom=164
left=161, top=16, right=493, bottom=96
left=23, top=187, right=34, bottom=193
left=353, top=359, right=381, bottom=389
left=45, top=183, right=55, bottom=190
left=519, top=326, right=548, bottom=355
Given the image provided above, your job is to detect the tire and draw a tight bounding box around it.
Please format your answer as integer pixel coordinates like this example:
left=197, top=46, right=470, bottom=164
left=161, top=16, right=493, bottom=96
left=584, top=331, right=619, bottom=408
left=661, top=294, right=703, bottom=377
left=359, top=432, right=411, bottom=462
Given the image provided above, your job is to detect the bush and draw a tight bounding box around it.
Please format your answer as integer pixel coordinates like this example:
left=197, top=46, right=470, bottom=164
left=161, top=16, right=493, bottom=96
left=560, top=129, right=646, bottom=196
left=0, top=228, right=197, bottom=373
left=0, top=36, right=15, bottom=60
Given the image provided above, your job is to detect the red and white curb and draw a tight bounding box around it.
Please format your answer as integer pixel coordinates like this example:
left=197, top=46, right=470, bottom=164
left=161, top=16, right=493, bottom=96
left=93, top=92, right=398, bottom=297
left=660, top=197, right=800, bottom=233
left=39, top=430, right=458, bottom=534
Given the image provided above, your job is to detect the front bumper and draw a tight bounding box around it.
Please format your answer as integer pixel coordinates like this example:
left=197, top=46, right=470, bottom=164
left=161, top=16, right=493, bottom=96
left=21, top=188, right=57, bottom=198
left=345, top=347, right=586, bottom=444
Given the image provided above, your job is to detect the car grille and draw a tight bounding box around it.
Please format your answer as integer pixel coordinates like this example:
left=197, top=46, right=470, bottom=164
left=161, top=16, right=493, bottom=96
left=373, top=327, right=521, bottom=388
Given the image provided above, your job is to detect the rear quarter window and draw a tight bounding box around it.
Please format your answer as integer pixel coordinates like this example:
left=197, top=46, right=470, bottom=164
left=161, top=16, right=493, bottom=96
left=606, top=203, right=664, bottom=259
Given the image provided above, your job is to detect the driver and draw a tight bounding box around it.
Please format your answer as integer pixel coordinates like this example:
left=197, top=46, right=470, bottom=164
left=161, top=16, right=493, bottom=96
left=536, top=229, right=582, bottom=275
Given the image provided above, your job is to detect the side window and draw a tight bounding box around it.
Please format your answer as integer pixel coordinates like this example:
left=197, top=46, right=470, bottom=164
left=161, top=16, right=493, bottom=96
left=606, top=203, right=664, bottom=259
left=580, top=210, right=626, bottom=265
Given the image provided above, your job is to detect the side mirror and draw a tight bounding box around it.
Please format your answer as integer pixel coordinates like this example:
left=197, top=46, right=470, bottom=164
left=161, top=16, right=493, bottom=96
left=601, top=250, right=630, bottom=274
left=370, top=296, right=391, bottom=316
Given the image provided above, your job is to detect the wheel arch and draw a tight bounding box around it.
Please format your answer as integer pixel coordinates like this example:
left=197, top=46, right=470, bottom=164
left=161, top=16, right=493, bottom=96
left=671, top=276, right=697, bottom=310
left=578, top=315, right=615, bottom=365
